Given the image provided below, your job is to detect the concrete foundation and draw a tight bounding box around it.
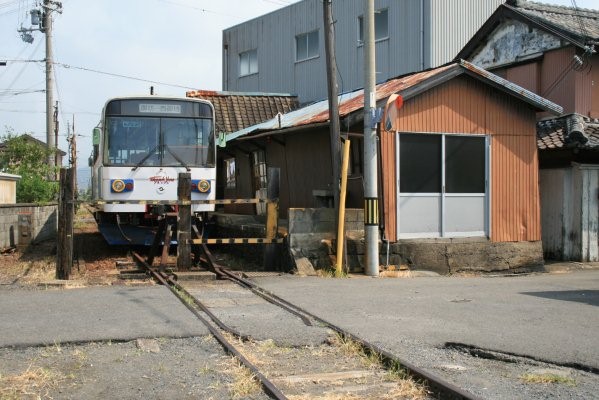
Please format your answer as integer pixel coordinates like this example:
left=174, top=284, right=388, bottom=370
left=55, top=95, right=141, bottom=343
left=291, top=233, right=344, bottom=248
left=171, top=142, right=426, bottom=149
left=287, top=208, right=544, bottom=274
left=209, top=208, right=544, bottom=274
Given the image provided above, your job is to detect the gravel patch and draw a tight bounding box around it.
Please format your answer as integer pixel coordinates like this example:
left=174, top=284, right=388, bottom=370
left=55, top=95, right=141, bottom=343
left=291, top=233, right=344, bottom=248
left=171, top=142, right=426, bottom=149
left=0, top=337, right=271, bottom=400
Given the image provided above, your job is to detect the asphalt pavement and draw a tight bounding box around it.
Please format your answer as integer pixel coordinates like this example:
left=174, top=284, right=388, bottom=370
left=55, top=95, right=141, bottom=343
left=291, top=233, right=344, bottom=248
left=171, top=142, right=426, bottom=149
left=1, top=270, right=597, bottom=372
left=254, top=270, right=599, bottom=371
left=0, top=286, right=207, bottom=348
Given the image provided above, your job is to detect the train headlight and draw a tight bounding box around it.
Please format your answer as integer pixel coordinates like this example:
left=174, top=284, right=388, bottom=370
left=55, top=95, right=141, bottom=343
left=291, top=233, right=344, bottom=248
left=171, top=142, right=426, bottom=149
left=111, top=179, right=134, bottom=193
left=191, top=179, right=211, bottom=193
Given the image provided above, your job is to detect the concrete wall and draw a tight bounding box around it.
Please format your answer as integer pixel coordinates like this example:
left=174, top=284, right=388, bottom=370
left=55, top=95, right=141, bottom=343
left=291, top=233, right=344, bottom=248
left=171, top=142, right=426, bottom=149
left=0, top=204, right=58, bottom=249
left=288, top=208, right=544, bottom=274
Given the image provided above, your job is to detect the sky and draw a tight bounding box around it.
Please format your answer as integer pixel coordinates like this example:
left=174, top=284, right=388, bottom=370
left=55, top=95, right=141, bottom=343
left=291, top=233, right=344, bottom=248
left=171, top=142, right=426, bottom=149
left=0, top=0, right=597, bottom=173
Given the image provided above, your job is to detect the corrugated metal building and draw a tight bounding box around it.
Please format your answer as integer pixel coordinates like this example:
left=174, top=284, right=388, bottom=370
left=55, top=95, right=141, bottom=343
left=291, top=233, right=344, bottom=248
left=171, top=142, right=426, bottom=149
left=0, top=173, right=20, bottom=204
left=224, top=61, right=561, bottom=242
left=222, top=0, right=504, bottom=103
left=457, top=0, right=599, bottom=261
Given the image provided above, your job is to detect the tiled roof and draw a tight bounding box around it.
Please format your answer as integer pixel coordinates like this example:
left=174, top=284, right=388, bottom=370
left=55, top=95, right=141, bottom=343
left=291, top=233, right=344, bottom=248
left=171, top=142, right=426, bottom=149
left=507, top=0, right=599, bottom=44
left=537, top=114, right=599, bottom=150
left=0, top=133, right=66, bottom=156
left=185, top=90, right=299, bottom=134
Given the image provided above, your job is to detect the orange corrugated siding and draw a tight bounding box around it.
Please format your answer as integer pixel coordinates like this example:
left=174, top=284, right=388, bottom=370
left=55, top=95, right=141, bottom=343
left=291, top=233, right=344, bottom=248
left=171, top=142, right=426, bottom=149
left=506, top=62, right=539, bottom=94
left=540, top=47, right=576, bottom=114
left=381, top=76, right=540, bottom=242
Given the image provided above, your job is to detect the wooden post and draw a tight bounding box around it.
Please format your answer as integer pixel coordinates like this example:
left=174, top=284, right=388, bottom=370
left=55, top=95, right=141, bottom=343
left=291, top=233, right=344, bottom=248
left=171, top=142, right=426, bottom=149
left=264, top=168, right=280, bottom=269
left=56, top=168, right=74, bottom=279
left=265, top=201, right=279, bottom=240
left=336, top=139, right=351, bottom=276
left=177, top=173, right=192, bottom=270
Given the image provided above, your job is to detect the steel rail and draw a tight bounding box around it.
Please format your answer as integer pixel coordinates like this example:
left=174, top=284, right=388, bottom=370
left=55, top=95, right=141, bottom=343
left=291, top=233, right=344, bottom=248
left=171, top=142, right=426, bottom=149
left=134, top=242, right=479, bottom=399
left=212, top=264, right=483, bottom=400
left=131, top=252, right=288, bottom=400
left=199, top=245, right=314, bottom=327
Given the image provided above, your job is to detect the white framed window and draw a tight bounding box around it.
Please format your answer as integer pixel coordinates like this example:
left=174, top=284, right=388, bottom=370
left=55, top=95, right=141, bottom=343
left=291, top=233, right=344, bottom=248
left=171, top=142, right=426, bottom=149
left=295, top=30, right=319, bottom=62
left=225, top=158, right=236, bottom=189
left=358, top=8, right=389, bottom=44
left=396, top=133, right=489, bottom=239
left=239, top=49, right=258, bottom=76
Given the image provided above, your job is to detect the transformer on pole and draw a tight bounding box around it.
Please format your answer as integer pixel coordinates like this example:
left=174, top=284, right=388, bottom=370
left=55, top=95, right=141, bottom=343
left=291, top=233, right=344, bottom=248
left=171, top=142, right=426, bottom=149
left=18, top=0, right=63, bottom=172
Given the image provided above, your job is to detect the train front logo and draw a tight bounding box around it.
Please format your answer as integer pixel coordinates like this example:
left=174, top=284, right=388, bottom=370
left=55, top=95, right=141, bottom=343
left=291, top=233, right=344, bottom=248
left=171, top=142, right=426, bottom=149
left=149, top=171, right=175, bottom=195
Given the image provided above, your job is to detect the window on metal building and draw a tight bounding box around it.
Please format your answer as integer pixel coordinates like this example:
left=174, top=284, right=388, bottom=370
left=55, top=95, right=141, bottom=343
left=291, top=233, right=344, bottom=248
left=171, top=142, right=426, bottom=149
left=358, top=8, right=389, bottom=44
left=239, top=49, right=258, bottom=76
left=296, top=30, right=319, bottom=62
left=397, top=133, right=488, bottom=239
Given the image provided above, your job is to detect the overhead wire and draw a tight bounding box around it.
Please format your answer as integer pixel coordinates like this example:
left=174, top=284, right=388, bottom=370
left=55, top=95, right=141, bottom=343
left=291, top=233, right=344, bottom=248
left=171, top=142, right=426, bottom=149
left=54, top=62, right=201, bottom=90
left=540, top=1, right=593, bottom=97
left=0, top=38, right=43, bottom=100
left=571, top=0, right=590, bottom=41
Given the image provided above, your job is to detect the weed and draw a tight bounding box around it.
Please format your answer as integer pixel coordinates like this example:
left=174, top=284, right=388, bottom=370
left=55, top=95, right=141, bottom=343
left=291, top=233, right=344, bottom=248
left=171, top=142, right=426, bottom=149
left=520, top=373, right=576, bottom=386
left=225, top=358, right=261, bottom=399
left=197, top=364, right=213, bottom=375
left=0, top=365, right=65, bottom=399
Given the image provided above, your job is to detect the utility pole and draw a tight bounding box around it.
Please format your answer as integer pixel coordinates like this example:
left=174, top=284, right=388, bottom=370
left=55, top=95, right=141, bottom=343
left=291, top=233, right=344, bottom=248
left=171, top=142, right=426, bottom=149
left=323, top=0, right=341, bottom=219
left=53, top=101, right=59, bottom=168
left=18, top=0, right=63, bottom=171
left=45, top=0, right=56, bottom=170
left=363, top=0, right=379, bottom=277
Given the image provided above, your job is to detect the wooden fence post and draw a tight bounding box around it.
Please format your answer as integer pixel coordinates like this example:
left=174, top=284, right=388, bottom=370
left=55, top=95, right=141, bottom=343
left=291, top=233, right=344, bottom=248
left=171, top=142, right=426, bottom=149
left=56, top=167, right=74, bottom=279
left=264, top=168, right=280, bottom=269
left=177, top=172, right=192, bottom=270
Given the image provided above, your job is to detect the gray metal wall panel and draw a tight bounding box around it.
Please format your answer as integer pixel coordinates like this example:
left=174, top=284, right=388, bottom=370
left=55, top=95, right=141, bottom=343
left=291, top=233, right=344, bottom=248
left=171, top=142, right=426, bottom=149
left=223, top=0, right=504, bottom=103
left=428, top=0, right=504, bottom=68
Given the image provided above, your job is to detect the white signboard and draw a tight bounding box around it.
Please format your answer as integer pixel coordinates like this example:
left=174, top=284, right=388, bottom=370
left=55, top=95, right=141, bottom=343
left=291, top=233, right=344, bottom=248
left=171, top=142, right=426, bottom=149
left=139, top=104, right=182, bottom=114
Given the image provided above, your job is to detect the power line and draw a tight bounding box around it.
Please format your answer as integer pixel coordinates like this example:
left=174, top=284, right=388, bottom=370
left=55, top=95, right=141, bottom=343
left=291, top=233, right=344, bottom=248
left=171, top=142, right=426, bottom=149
left=571, top=0, right=590, bottom=41
left=0, top=89, right=45, bottom=95
left=154, top=0, right=239, bottom=18
left=54, top=62, right=200, bottom=90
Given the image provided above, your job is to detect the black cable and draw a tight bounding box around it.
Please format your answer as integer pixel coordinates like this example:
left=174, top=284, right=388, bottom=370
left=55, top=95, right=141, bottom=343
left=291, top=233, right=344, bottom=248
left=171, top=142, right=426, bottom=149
left=54, top=62, right=199, bottom=91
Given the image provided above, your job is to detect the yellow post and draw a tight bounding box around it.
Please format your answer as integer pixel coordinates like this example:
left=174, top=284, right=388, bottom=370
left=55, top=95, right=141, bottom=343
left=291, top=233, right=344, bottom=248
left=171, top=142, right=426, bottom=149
left=266, top=200, right=278, bottom=240
left=336, top=139, right=351, bottom=277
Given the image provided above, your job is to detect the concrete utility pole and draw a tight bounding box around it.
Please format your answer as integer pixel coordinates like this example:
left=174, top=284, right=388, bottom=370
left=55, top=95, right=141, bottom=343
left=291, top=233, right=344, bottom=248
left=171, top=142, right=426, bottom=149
left=323, top=0, right=341, bottom=217
left=363, top=0, right=379, bottom=277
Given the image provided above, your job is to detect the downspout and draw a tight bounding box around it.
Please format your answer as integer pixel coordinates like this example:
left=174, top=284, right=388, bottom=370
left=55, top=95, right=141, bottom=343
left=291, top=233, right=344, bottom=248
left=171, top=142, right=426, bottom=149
left=420, top=0, right=425, bottom=70
left=223, top=43, right=229, bottom=91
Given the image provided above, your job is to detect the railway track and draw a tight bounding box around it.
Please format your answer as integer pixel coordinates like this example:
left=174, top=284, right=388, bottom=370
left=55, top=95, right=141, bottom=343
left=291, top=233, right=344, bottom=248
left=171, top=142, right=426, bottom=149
left=131, top=247, right=482, bottom=400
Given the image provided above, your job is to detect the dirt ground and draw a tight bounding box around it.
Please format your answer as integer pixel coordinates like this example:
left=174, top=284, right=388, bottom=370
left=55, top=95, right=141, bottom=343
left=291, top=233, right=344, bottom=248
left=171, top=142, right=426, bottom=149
left=0, top=208, right=272, bottom=400
left=0, top=208, right=430, bottom=400
left=0, top=206, right=149, bottom=288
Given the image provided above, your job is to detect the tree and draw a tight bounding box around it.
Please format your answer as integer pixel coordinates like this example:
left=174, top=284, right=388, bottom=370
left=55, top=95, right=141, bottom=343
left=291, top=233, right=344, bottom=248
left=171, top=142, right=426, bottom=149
left=0, top=130, right=59, bottom=203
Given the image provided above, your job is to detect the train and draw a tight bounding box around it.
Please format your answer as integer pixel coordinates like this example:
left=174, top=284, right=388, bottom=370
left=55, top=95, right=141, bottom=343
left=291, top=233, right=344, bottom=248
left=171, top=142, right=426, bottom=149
left=90, top=96, right=217, bottom=245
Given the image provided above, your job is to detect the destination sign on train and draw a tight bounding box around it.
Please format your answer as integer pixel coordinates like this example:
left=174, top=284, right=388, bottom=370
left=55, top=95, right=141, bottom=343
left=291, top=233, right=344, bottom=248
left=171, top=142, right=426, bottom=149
left=139, top=104, right=182, bottom=114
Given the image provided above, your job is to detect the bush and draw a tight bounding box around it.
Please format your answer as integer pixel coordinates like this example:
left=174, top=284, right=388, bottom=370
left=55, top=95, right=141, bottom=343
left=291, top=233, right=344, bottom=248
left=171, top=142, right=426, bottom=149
left=0, top=130, right=59, bottom=203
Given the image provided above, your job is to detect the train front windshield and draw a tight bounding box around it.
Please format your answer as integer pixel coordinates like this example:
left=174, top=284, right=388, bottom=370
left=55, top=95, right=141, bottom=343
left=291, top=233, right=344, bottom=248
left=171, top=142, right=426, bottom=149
left=103, top=99, right=215, bottom=168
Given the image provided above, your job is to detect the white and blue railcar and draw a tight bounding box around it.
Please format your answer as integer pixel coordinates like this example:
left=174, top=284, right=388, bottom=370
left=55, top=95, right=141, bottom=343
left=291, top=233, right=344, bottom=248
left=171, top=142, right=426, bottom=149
left=90, top=96, right=216, bottom=245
